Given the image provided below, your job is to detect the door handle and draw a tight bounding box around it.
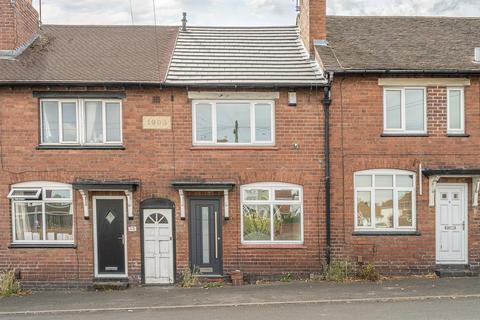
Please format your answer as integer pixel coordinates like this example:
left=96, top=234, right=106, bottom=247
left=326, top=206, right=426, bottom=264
left=214, top=211, right=218, bottom=259
left=118, top=234, right=125, bottom=245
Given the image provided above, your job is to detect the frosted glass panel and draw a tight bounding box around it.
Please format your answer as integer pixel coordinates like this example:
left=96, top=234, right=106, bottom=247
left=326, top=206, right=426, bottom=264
left=61, top=102, right=77, bottom=142
left=385, top=90, right=401, bottom=129
left=105, top=102, right=121, bottom=142
left=405, top=89, right=425, bottom=131
left=448, top=90, right=462, bottom=130
left=201, top=207, right=210, bottom=264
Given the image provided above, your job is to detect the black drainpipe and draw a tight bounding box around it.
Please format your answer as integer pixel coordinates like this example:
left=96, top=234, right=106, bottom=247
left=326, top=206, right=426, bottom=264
left=322, top=84, right=332, bottom=266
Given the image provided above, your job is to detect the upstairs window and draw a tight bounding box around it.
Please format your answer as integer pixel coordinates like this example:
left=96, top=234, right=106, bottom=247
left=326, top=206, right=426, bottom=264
left=41, top=99, right=122, bottom=146
left=384, top=88, right=426, bottom=134
left=193, top=101, right=274, bottom=146
left=447, top=88, right=465, bottom=134
left=9, top=182, right=74, bottom=244
left=354, top=170, right=416, bottom=232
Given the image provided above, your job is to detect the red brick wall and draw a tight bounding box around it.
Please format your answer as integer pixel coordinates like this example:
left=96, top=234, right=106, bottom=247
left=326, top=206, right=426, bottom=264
left=298, top=0, right=326, bottom=54
left=329, top=75, right=480, bottom=274
left=0, top=87, right=326, bottom=287
left=0, top=0, right=38, bottom=52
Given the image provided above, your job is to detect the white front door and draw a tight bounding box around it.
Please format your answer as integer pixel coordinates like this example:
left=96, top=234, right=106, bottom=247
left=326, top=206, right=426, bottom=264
left=143, top=209, right=174, bottom=284
left=436, top=184, right=468, bottom=264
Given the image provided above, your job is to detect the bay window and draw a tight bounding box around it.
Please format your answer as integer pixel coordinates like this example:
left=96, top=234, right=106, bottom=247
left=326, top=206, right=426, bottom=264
left=9, top=182, right=74, bottom=244
left=40, top=99, right=122, bottom=146
left=241, top=183, right=303, bottom=244
left=193, top=101, right=274, bottom=145
left=384, top=88, right=426, bottom=134
left=354, top=170, right=416, bottom=232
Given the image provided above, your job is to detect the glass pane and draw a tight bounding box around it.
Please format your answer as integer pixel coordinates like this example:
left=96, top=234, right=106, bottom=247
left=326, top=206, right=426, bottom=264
left=45, top=202, right=73, bottom=241
left=375, top=175, right=393, bottom=187
left=242, top=204, right=271, bottom=241
left=105, top=102, right=121, bottom=142
left=85, top=101, right=103, bottom=143
left=396, top=175, right=414, bottom=188
left=42, top=101, right=60, bottom=143
left=201, top=207, right=210, bottom=264
left=14, top=202, right=43, bottom=241
left=195, top=104, right=213, bottom=141
left=357, top=191, right=371, bottom=227
left=398, top=191, right=413, bottom=227
left=274, top=189, right=300, bottom=201
left=216, top=103, right=251, bottom=143
left=375, top=190, right=394, bottom=228
left=385, top=90, right=401, bottom=129
left=405, top=89, right=425, bottom=131
left=355, top=175, right=372, bottom=188
left=273, top=204, right=301, bottom=241
left=9, top=189, right=41, bottom=199
left=255, top=104, right=272, bottom=142
left=45, top=189, right=71, bottom=199
left=61, top=102, right=77, bottom=142
left=244, top=189, right=269, bottom=201
left=449, top=90, right=462, bottom=130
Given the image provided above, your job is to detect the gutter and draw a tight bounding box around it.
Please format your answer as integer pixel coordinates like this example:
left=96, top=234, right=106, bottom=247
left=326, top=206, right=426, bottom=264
left=331, top=69, right=480, bottom=75
left=322, top=81, right=332, bottom=266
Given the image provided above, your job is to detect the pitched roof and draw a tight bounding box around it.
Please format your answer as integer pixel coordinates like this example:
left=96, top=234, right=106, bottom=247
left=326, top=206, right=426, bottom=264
left=0, top=25, right=179, bottom=85
left=317, top=16, right=480, bottom=73
left=165, top=26, right=326, bottom=87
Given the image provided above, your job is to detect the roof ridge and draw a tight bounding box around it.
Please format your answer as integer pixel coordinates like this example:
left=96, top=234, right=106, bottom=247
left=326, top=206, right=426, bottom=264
left=328, top=15, right=480, bottom=20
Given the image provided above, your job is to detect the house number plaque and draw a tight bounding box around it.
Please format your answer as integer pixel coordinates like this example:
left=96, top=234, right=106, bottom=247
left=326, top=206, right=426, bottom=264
left=143, top=116, right=171, bottom=130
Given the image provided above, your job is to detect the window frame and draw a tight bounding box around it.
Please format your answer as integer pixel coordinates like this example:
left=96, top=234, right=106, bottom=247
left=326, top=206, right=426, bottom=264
left=40, top=99, right=123, bottom=146
left=10, top=182, right=74, bottom=245
left=354, top=169, right=417, bottom=232
left=383, top=87, right=427, bottom=134
left=240, top=182, right=304, bottom=245
left=192, top=100, right=275, bottom=146
left=447, top=87, right=465, bottom=134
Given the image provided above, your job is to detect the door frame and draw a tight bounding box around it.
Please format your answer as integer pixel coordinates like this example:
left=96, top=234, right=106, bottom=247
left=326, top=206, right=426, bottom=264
left=435, top=183, right=468, bottom=265
left=188, top=197, right=223, bottom=275
left=140, top=198, right=176, bottom=285
left=93, top=195, right=128, bottom=278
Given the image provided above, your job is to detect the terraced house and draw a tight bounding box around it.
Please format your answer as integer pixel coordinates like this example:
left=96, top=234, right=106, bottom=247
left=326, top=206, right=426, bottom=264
left=1, top=0, right=480, bottom=289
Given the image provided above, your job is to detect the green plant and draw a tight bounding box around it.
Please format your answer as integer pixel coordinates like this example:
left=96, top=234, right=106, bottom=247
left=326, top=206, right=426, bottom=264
left=179, top=266, right=200, bottom=288
left=280, top=273, right=294, bottom=282
left=358, top=264, right=380, bottom=282
left=203, top=281, right=224, bottom=289
left=323, top=261, right=358, bottom=282
left=0, top=270, right=22, bottom=297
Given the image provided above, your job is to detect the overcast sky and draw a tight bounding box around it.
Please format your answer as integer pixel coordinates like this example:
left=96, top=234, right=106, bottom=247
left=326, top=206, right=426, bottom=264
left=32, top=0, right=480, bottom=26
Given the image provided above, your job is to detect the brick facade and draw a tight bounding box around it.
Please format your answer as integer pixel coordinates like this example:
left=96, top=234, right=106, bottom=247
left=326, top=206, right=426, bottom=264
left=0, top=87, right=326, bottom=287
left=329, top=75, right=480, bottom=274
left=0, top=0, right=38, bottom=52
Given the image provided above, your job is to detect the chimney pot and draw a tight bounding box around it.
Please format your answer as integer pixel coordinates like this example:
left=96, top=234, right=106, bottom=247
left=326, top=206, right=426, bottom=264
left=182, top=12, right=188, bottom=32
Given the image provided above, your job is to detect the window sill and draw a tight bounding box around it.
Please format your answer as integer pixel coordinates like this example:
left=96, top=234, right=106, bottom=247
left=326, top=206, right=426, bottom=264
left=352, top=231, right=421, bottom=236
left=447, top=133, right=470, bottom=137
left=381, top=133, right=429, bottom=137
left=36, top=145, right=125, bottom=150
left=9, top=243, right=77, bottom=249
left=191, top=146, right=279, bottom=151
left=239, top=244, right=305, bottom=249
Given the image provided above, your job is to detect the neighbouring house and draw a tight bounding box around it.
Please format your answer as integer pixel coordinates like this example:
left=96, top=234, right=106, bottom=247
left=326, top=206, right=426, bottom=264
left=0, top=0, right=327, bottom=288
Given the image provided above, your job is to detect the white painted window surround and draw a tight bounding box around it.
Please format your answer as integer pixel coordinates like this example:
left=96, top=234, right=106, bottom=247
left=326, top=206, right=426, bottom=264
left=9, top=181, right=74, bottom=244
left=40, top=99, right=123, bottom=146
left=447, top=87, right=465, bottom=134
left=240, top=182, right=303, bottom=244
left=383, top=87, right=427, bottom=134
left=354, top=170, right=416, bottom=232
left=192, top=100, right=275, bottom=146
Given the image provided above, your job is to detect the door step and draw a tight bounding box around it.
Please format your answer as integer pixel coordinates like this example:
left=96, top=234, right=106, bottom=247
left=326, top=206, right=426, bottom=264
left=434, top=265, right=478, bottom=278
left=92, top=278, right=129, bottom=290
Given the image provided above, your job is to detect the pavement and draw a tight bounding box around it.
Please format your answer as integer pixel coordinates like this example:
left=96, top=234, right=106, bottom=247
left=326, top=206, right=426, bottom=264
left=1, top=277, right=480, bottom=318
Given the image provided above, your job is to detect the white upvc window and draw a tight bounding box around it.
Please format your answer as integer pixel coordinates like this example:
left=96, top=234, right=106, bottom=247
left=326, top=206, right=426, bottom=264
left=192, top=100, right=275, bottom=146
left=447, top=87, right=465, bottom=134
left=40, top=99, right=123, bottom=146
left=9, top=182, right=74, bottom=244
left=383, top=87, right=426, bottom=134
left=241, top=183, right=303, bottom=244
left=354, top=170, right=416, bottom=232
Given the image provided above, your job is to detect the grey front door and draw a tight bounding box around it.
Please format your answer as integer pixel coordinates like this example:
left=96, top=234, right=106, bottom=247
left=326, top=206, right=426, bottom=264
left=189, top=199, right=222, bottom=275
left=95, top=197, right=126, bottom=277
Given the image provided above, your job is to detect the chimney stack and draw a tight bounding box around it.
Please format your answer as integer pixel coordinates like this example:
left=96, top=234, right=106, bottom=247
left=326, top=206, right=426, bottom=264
left=0, top=0, right=39, bottom=57
left=297, top=0, right=326, bottom=55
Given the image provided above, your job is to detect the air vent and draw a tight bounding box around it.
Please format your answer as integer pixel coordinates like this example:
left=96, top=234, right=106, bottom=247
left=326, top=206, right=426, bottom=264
left=475, top=48, right=480, bottom=63
left=152, top=96, right=161, bottom=104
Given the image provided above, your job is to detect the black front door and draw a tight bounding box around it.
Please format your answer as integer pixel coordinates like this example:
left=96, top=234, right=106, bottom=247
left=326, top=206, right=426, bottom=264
left=189, top=199, right=222, bottom=275
left=95, top=198, right=126, bottom=276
